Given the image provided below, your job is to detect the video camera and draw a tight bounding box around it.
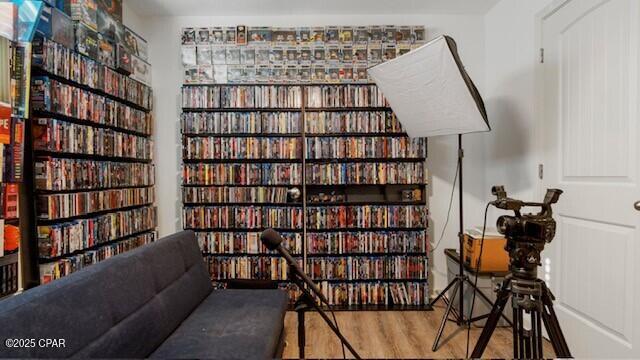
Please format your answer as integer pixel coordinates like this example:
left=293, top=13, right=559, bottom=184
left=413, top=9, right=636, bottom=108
left=491, top=186, right=562, bottom=244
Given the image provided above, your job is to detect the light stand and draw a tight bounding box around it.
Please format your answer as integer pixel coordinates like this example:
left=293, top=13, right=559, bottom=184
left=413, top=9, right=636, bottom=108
left=429, top=135, right=512, bottom=351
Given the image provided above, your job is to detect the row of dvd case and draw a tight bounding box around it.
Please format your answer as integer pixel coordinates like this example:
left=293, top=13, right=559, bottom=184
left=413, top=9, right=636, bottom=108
left=182, top=163, right=301, bottom=186
left=37, top=187, right=155, bottom=221
left=306, top=205, right=428, bottom=229
left=183, top=43, right=421, bottom=67
left=35, top=158, right=155, bottom=191
left=319, top=281, right=428, bottom=306
left=32, top=77, right=153, bottom=135
left=196, top=232, right=303, bottom=255
left=207, top=256, right=298, bottom=281
left=182, top=25, right=426, bottom=46
left=182, top=85, right=302, bottom=109
left=305, top=137, right=426, bottom=159
left=33, top=118, right=153, bottom=160
left=309, top=256, right=426, bottom=281
left=38, top=205, right=157, bottom=259
left=39, top=231, right=156, bottom=284
left=33, top=37, right=152, bottom=109
left=307, top=231, right=427, bottom=255
left=182, top=186, right=290, bottom=204
left=304, top=111, right=401, bottom=134
left=181, top=112, right=301, bottom=135
left=305, top=162, right=426, bottom=185
left=304, top=85, right=389, bottom=108
left=183, top=137, right=301, bottom=160
left=182, top=206, right=303, bottom=230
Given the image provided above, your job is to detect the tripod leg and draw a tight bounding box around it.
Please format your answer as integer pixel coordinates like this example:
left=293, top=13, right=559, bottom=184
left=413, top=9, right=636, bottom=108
left=432, top=280, right=461, bottom=351
left=541, top=290, right=572, bottom=358
left=536, top=308, right=543, bottom=357
left=470, top=284, right=511, bottom=358
left=429, top=277, right=459, bottom=307
left=530, top=310, right=538, bottom=359
left=517, top=308, right=525, bottom=358
left=464, top=277, right=513, bottom=327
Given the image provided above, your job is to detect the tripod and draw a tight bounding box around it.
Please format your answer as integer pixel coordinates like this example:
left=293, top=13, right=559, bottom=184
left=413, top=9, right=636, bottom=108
left=471, top=274, right=572, bottom=358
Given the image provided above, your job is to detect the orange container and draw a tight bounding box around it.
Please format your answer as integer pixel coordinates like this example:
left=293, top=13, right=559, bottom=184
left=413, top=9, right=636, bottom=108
left=463, top=231, right=509, bottom=272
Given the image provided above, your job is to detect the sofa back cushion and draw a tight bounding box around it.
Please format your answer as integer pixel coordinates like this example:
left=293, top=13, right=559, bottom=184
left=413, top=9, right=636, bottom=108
left=0, top=230, right=212, bottom=358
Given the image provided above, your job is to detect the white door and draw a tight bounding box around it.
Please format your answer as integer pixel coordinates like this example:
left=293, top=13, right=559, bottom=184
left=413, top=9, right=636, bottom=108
left=541, top=0, right=640, bottom=357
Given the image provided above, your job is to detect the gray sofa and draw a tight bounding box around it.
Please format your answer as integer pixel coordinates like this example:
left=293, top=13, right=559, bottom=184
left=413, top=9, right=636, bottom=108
left=0, top=231, right=289, bottom=358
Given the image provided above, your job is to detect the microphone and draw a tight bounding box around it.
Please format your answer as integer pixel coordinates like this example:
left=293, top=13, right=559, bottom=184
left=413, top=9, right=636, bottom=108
left=260, top=229, right=329, bottom=305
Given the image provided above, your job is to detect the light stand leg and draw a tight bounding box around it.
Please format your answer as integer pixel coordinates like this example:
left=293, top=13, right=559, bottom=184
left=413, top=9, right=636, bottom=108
left=432, top=280, right=461, bottom=351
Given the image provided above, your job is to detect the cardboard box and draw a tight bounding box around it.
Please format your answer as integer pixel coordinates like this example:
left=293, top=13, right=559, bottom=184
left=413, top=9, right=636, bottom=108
left=463, top=227, right=509, bottom=272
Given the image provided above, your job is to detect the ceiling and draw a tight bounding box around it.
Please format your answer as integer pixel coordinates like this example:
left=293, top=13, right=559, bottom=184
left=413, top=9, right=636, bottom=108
left=127, top=0, right=501, bottom=17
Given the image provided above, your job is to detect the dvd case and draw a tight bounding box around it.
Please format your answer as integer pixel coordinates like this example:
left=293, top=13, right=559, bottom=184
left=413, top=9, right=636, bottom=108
left=97, top=33, right=115, bottom=67
left=131, top=54, right=151, bottom=86
left=67, top=0, right=98, bottom=31
left=124, top=26, right=148, bottom=61
left=96, top=0, right=122, bottom=23
left=50, top=7, right=74, bottom=49
left=96, top=8, right=118, bottom=41
left=116, top=43, right=132, bottom=74
left=75, top=22, right=98, bottom=60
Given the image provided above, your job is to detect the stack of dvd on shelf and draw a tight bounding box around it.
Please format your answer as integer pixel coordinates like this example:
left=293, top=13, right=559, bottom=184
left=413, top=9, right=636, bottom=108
left=28, top=29, right=157, bottom=285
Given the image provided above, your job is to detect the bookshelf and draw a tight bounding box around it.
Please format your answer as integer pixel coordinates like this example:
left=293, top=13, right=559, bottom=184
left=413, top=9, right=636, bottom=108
left=181, top=84, right=429, bottom=310
left=25, top=37, right=157, bottom=285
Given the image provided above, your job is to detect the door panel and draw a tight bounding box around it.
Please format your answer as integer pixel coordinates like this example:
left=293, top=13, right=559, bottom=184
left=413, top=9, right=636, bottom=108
left=542, top=0, right=640, bottom=357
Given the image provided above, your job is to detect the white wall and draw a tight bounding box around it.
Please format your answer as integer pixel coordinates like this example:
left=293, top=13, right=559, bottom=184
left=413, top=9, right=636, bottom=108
left=140, top=13, right=488, bottom=294
left=483, top=0, right=553, bottom=217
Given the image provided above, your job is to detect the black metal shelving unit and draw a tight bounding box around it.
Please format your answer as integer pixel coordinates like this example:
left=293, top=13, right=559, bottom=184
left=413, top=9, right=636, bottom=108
left=181, top=83, right=430, bottom=310
left=24, top=38, right=157, bottom=286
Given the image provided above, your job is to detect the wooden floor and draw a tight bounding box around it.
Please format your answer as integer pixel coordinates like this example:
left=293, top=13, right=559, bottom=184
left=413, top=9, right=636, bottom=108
left=282, top=301, right=553, bottom=358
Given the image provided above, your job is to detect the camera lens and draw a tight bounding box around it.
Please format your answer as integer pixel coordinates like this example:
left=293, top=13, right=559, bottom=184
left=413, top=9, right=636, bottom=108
left=497, top=216, right=508, bottom=235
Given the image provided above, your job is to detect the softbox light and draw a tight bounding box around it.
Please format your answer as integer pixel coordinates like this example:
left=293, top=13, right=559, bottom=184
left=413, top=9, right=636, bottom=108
left=368, top=35, right=490, bottom=138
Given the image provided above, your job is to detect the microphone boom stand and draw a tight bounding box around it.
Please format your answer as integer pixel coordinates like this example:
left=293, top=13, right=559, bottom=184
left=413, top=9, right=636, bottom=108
left=289, top=265, right=361, bottom=359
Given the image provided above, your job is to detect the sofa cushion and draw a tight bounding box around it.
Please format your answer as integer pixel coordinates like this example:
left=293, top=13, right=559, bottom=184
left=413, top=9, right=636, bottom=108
left=0, top=230, right=212, bottom=358
left=150, top=289, right=289, bottom=359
